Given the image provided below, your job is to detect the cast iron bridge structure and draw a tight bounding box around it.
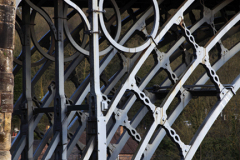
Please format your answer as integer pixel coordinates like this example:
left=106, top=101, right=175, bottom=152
left=10, top=0, right=240, bottom=159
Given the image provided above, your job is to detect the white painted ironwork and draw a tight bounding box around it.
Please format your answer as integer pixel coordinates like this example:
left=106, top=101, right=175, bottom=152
left=10, top=0, right=240, bottom=159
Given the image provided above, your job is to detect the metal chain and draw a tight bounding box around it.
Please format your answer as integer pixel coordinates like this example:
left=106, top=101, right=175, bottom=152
left=180, top=21, right=200, bottom=51
left=130, top=83, right=156, bottom=112
left=201, top=6, right=228, bottom=96
left=203, top=5, right=229, bottom=58
left=163, top=121, right=191, bottom=157
left=209, top=18, right=229, bottom=58
left=109, top=22, right=156, bottom=144
left=114, top=109, right=142, bottom=142
left=122, top=116, right=142, bottom=142
left=180, top=15, right=227, bottom=97
left=155, top=49, right=178, bottom=84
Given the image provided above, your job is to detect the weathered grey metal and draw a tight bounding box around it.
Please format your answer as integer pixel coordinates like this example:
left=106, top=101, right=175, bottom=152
left=53, top=0, right=68, bottom=158
left=20, top=1, right=34, bottom=159
left=8, top=0, right=240, bottom=159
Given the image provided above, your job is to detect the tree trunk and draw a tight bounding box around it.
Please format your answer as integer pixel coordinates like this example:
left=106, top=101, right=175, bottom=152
left=0, top=0, right=15, bottom=159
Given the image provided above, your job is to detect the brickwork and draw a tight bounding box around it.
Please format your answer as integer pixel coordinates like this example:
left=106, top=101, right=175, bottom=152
left=119, top=154, right=133, bottom=160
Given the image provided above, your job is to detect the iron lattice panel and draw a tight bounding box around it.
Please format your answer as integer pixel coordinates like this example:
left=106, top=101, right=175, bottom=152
left=11, top=0, right=240, bottom=159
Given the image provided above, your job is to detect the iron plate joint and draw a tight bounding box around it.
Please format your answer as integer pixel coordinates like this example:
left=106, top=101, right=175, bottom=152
left=84, top=30, right=101, bottom=35
left=147, top=35, right=158, bottom=46
left=226, top=86, right=236, bottom=95
left=87, top=9, right=106, bottom=13
left=101, top=100, right=108, bottom=111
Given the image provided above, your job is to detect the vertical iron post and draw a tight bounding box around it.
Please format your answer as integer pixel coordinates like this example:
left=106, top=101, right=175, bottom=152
left=88, top=0, right=107, bottom=159
left=20, top=1, right=34, bottom=159
left=54, top=0, right=68, bottom=159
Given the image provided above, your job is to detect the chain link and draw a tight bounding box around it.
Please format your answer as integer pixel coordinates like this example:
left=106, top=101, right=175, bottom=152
left=155, top=49, right=178, bottom=84
left=180, top=21, right=200, bottom=51
left=163, top=121, right=191, bottom=157
left=114, top=109, right=142, bottom=142
left=180, top=11, right=227, bottom=98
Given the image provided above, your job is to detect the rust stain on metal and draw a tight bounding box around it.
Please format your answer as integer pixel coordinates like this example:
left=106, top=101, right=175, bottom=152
left=179, top=19, right=185, bottom=29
